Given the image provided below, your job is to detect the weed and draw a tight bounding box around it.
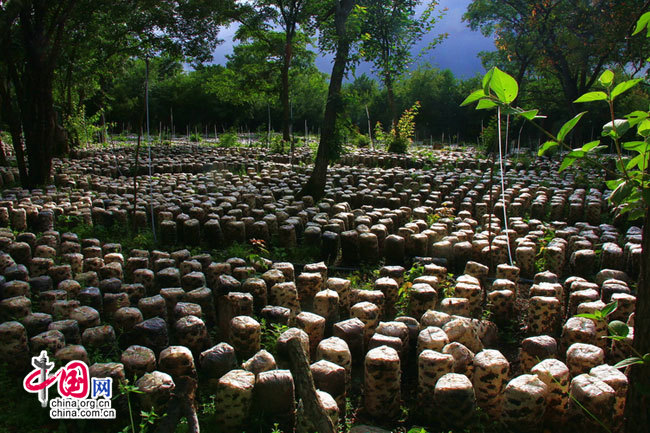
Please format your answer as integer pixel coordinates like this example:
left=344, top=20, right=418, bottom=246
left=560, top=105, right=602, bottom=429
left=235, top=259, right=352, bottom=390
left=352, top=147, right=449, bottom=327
left=259, top=318, right=289, bottom=356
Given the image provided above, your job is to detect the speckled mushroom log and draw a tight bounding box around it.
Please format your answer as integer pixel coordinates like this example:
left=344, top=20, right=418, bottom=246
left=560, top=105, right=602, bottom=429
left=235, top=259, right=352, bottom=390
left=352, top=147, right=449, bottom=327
left=527, top=296, right=561, bottom=335
left=310, top=359, right=347, bottom=411
left=519, top=335, right=558, bottom=372
left=501, top=374, right=548, bottom=431
left=364, top=345, right=401, bottom=420
left=417, top=349, right=454, bottom=414
left=569, top=373, right=615, bottom=431
left=0, top=320, right=29, bottom=369
left=228, top=315, right=260, bottom=360
left=136, top=370, right=175, bottom=412
left=317, top=336, right=352, bottom=392
left=434, top=373, right=476, bottom=430
left=565, top=343, right=605, bottom=377
left=472, top=349, right=510, bottom=417
left=254, top=369, right=296, bottom=432
left=590, top=364, right=628, bottom=431
left=241, top=349, right=276, bottom=376
left=531, top=358, right=570, bottom=425
left=158, top=345, right=196, bottom=379
left=417, top=326, right=449, bottom=355
left=214, top=369, right=255, bottom=433
left=269, top=282, right=301, bottom=321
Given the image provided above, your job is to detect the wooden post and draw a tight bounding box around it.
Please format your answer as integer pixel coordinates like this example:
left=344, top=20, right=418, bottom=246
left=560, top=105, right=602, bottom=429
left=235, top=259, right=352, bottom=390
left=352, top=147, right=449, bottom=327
left=286, top=337, right=335, bottom=433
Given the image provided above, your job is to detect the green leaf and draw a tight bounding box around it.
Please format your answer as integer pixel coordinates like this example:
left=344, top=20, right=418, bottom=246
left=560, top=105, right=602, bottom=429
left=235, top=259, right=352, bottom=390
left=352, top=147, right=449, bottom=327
left=538, top=141, right=559, bottom=156
left=460, top=89, right=487, bottom=107
left=519, top=109, right=539, bottom=121
left=574, top=91, right=608, bottom=103
left=482, top=68, right=495, bottom=94
left=610, top=180, right=633, bottom=205
left=633, top=12, right=650, bottom=36
left=638, top=119, right=650, bottom=137
left=558, top=112, right=587, bottom=142
left=559, top=156, right=578, bottom=172
left=489, top=67, right=519, bottom=104
left=606, top=179, right=624, bottom=190
left=476, top=99, right=498, bottom=110
left=611, top=79, right=642, bottom=100
left=598, top=70, right=615, bottom=87
left=614, top=357, right=644, bottom=369
left=600, top=300, right=618, bottom=317
left=575, top=313, right=599, bottom=320
left=603, top=119, right=631, bottom=139
left=622, top=141, right=647, bottom=151
left=608, top=320, right=629, bottom=337
left=625, top=111, right=648, bottom=127
left=581, top=140, right=601, bottom=152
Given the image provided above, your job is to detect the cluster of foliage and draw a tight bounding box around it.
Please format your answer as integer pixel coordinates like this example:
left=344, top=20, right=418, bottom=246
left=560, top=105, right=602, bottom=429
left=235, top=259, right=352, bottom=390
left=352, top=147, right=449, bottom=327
left=374, top=101, right=421, bottom=153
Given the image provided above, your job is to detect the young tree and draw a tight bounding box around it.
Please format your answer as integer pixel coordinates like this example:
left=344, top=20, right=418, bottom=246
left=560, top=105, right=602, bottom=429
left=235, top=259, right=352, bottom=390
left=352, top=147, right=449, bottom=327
left=359, top=0, right=446, bottom=132
left=234, top=1, right=317, bottom=144
left=299, top=0, right=359, bottom=200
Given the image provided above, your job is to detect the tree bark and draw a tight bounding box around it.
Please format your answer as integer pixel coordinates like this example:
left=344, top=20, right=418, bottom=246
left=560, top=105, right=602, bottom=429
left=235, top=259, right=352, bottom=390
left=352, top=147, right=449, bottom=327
left=0, top=133, right=7, bottom=166
left=0, top=78, right=28, bottom=187
left=281, top=35, right=293, bottom=143
left=298, top=0, right=355, bottom=200
left=624, top=202, right=650, bottom=432
left=386, top=75, right=398, bottom=135
left=22, top=64, right=57, bottom=187
left=286, top=337, right=335, bottom=433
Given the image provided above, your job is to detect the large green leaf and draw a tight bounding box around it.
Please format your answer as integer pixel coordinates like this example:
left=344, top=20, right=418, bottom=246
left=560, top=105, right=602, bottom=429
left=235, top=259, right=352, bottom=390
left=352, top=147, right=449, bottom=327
left=608, top=320, right=629, bottom=338
left=633, top=11, right=650, bottom=36
left=519, top=109, right=539, bottom=121
left=460, top=89, right=486, bottom=107
left=482, top=68, right=495, bottom=94
left=625, top=110, right=648, bottom=127
left=476, top=99, right=498, bottom=110
left=581, top=140, right=601, bottom=152
left=611, top=79, right=642, bottom=100
left=598, top=70, right=614, bottom=87
left=538, top=141, right=559, bottom=156
left=489, top=67, right=518, bottom=104
left=557, top=112, right=587, bottom=142
left=574, top=91, right=608, bottom=103
left=602, top=119, right=631, bottom=139
left=622, top=141, right=647, bottom=151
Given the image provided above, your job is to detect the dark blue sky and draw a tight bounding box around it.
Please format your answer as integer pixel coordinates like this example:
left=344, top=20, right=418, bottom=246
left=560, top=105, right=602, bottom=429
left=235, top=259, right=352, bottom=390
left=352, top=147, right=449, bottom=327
left=211, top=0, right=495, bottom=79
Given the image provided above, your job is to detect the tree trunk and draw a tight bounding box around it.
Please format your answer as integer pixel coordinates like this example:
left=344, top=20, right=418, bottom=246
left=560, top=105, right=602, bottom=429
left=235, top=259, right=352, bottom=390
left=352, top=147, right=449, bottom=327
left=281, top=36, right=293, bottom=143
left=0, top=79, right=28, bottom=187
left=386, top=76, right=398, bottom=135
left=22, top=67, right=56, bottom=187
left=0, top=133, right=7, bottom=166
left=625, top=203, right=650, bottom=432
left=298, top=1, right=355, bottom=200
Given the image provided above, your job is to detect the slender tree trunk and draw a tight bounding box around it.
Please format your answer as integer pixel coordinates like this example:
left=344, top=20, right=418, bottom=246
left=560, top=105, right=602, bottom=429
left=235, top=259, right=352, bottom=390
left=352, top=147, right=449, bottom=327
left=366, top=104, right=373, bottom=150
left=0, top=79, right=28, bottom=187
left=22, top=66, right=56, bottom=187
left=0, top=133, right=7, bottom=166
left=386, top=77, right=398, bottom=135
left=299, top=0, right=355, bottom=200
left=625, top=202, right=650, bottom=432
left=281, top=36, right=293, bottom=143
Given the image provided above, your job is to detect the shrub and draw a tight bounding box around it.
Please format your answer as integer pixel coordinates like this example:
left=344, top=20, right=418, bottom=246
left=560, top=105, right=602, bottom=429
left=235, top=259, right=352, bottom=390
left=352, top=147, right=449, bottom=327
left=219, top=132, right=238, bottom=148
left=355, top=133, right=371, bottom=148
left=189, top=132, right=202, bottom=143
